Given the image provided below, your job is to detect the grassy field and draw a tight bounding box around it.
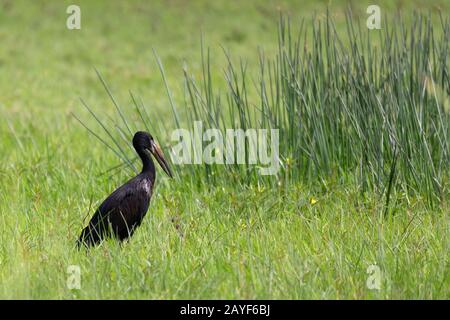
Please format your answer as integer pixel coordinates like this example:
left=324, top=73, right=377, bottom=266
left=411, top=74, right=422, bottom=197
left=0, top=0, right=448, bottom=299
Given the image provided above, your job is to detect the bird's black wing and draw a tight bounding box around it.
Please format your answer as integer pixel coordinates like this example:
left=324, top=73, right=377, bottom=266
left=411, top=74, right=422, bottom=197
left=77, top=177, right=152, bottom=247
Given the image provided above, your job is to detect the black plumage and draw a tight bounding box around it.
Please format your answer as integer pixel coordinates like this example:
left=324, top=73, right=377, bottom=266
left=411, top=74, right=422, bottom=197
left=77, top=131, right=173, bottom=248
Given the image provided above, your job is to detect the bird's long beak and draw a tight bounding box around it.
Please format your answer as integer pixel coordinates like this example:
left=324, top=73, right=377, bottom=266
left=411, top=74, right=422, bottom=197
left=149, top=141, right=173, bottom=178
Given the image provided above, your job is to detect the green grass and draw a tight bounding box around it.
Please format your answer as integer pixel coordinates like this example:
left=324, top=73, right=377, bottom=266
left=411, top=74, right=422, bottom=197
left=1, top=181, right=449, bottom=299
left=0, top=0, right=449, bottom=299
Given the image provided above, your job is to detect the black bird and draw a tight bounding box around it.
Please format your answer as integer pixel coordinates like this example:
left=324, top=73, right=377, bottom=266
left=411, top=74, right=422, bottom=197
left=77, top=131, right=173, bottom=248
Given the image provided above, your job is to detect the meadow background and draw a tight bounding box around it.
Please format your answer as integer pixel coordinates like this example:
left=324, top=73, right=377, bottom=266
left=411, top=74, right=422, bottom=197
left=0, top=0, right=448, bottom=299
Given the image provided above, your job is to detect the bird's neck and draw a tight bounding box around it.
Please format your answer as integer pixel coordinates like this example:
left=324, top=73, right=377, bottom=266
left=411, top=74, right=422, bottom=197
left=137, top=149, right=155, bottom=175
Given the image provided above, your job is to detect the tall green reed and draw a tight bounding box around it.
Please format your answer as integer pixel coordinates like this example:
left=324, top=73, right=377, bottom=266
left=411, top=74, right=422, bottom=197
left=76, top=13, right=449, bottom=206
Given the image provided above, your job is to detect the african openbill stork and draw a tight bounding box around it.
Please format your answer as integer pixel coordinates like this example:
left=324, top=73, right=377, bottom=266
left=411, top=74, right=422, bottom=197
left=77, top=131, right=173, bottom=248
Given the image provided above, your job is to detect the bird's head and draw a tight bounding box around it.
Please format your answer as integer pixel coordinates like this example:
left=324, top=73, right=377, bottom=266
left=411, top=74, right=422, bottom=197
left=133, top=131, right=173, bottom=178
